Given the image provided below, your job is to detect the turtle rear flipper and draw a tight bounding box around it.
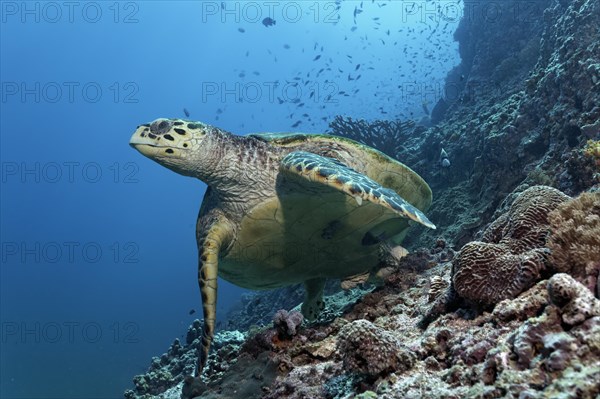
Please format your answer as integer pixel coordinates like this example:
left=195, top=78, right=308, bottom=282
left=301, top=278, right=326, bottom=321
left=281, top=151, right=436, bottom=229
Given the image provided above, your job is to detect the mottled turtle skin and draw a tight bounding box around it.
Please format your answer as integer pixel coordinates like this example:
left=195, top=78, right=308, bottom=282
left=129, top=119, right=435, bottom=375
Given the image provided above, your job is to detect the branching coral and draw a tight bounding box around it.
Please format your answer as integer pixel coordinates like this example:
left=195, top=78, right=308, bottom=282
left=547, top=191, right=600, bottom=294
left=328, top=116, right=415, bottom=159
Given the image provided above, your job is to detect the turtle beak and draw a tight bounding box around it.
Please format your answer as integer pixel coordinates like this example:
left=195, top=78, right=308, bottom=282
left=129, top=127, right=162, bottom=158
left=130, top=142, right=161, bottom=158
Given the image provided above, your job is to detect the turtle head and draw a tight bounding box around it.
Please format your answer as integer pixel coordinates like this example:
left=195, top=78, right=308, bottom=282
left=130, top=118, right=217, bottom=178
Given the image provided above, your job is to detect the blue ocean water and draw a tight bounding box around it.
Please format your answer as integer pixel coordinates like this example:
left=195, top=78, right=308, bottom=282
left=0, top=2, right=460, bottom=398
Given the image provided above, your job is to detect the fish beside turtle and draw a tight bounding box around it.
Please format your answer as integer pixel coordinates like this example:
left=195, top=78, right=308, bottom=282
left=129, top=118, right=435, bottom=374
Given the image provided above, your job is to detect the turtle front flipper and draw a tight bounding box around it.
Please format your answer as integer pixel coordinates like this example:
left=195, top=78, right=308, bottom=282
left=280, top=151, right=436, bottom=229
left=195, top=208, right=235, bottom=375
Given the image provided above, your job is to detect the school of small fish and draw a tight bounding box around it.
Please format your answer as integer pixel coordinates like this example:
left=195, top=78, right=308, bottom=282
left=187, top=0, right=460, bottom=130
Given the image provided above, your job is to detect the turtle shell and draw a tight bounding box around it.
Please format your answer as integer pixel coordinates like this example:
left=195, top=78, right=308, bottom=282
left=218, top=133, right=432, bottom=290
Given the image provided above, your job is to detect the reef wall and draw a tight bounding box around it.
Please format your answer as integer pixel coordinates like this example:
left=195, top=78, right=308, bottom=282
left=431, top=0, right=550, bottom=122
left=404, top=0, right=599, bottom=248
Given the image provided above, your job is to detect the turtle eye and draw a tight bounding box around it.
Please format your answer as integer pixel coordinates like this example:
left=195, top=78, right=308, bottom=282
left=151, top=120, right=173, bottom=135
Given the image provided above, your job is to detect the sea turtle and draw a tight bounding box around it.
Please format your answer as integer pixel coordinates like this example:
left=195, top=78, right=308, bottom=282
left=129, top=118, right=435, bottom=374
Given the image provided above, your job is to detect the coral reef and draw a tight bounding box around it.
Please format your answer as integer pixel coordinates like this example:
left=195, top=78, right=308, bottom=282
left=224, top=285, right=306, bottom=331
left=124, top=184, right=598, bottom=399
left=326, top=0, right=600, bottom=253
left=126, top=201, right=599, bottom=398
left=427, top=275, right=448, bottom=303
left=562, top=142, right=600, bottom=193
left=124, top=338, right=195, bottom=398
left=123, top=330, right=246, bottom=398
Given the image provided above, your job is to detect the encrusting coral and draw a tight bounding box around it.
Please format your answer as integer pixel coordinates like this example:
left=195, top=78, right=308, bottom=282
left=336, top=319, right=415, bottom=378
left=547, top=191, right=600, bottom=294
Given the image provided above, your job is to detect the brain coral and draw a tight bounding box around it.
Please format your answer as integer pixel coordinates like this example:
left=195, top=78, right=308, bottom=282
left=547, top=191, right=600, bottom=293
left=336, top=319, right=415, bottom=378
left=482, top=185, right=572, bottom=252
left=453, top=186, right=571, bottom=307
